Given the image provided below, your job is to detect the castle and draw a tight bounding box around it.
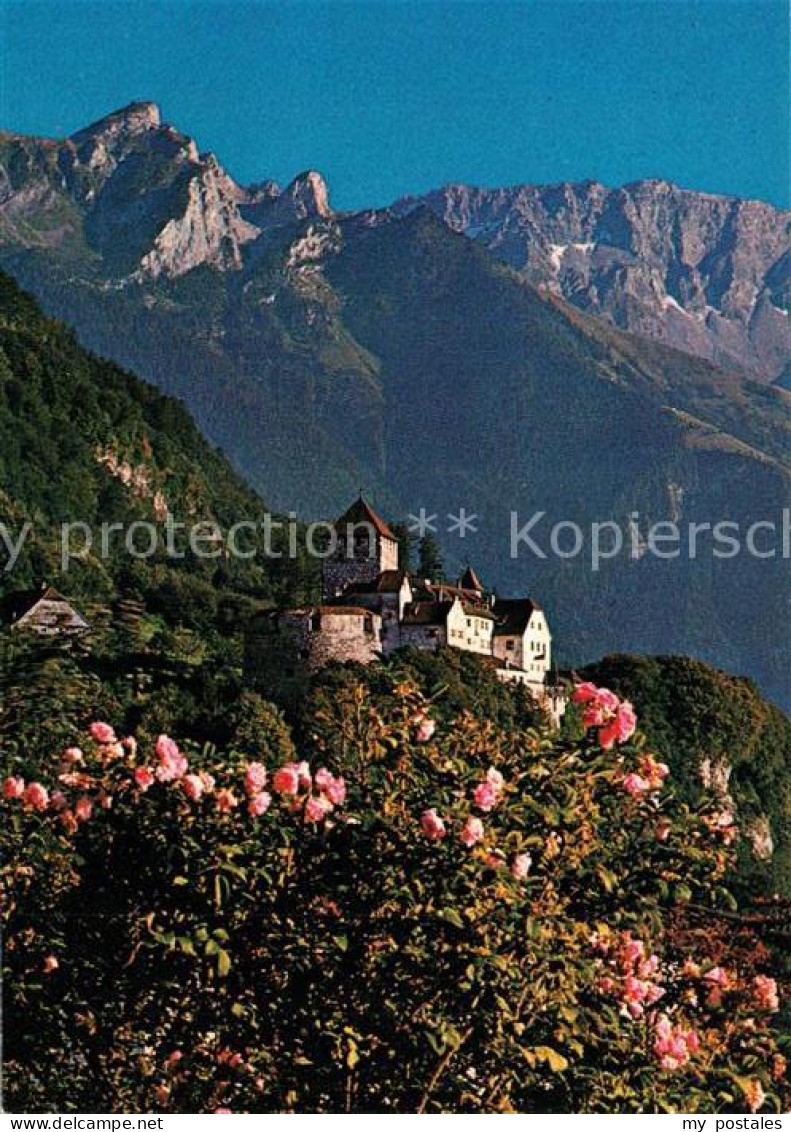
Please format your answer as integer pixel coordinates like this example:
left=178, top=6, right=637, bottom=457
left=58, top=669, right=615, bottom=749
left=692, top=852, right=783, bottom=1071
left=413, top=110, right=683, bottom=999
left=246, top=497, right=563, bottom=718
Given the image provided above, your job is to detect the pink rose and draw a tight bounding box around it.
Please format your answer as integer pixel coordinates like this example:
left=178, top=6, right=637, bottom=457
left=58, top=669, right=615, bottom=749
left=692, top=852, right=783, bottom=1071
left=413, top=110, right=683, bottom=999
left=622, top=773, right=650, bottom=796
left=473, top=780, right=499, bottom=812
left=156, top=734, right=180, bottom=761
left=621, top=937, right=645, bottom=964
left=75, top=795, right=93, bottom=823
left=597, top=688, right=620, bottom=712
left=304, top=794, right=331, bottom=823
left=272, top=764, right=300, bottom=796
left=598, top=719, right=619, bottom=749
left=62, top=746, right=84, bottom=766
left=3, top=776, right=25, bottom=799
left=574, top=685, right=639, bottom=748
left=325, top=778, right=346, bottom=806
left=420, top=808, right=446, bottom=840
left=181, top=774, right=205, bottom=802
left=615, top=702, right=637, bottom=743
left=316, top=769, right=346, bottom=806
left=511, top=852, right=532, bottom=879
left=155, top=735, right=188, bottom=782
left=90, top=721, right=117, bottom=744
left=244, top=762, right=267, bottom=795
left=134, top=766, right=155, bottom=791
left=572, top=681, right=599, bottom=704
left=43, top=955, right=59, bottom=974
left=248, top=791, right=272, bottom=818
left=653, top=1014, right=698, bottom=1071
left=752, top=974, right=779, bottom=1013
left=583, top=704, right=607, bottom=728
left=459, top=816, right=484, bottom=848
left=23, top=781, right=49, bottom=811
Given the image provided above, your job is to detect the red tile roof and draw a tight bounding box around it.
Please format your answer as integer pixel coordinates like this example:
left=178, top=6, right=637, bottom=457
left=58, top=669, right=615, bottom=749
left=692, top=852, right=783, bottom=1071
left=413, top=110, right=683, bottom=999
left=333, top=497, right=398, bottom=542
left=459, top=565, right=485, bottom=592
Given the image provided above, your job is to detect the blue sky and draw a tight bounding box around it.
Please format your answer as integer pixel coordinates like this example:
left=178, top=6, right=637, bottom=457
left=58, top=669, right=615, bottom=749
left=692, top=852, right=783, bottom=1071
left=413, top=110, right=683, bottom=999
left=1, top=0, right=788, bottom=209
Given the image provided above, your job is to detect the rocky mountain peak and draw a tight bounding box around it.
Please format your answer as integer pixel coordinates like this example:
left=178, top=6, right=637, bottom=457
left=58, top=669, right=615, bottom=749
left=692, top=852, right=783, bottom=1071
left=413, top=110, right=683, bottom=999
left=70, top=101, right=162, bottom=144
left=283, top=170, right=332, bottom=219
left=247, top=169, right=333, bottom=231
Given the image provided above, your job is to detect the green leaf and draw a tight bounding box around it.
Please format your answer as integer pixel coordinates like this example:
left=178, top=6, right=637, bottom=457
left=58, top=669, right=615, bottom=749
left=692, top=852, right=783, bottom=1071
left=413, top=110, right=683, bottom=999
left=437, top=908, right=464, bottom=929
left=674, top=883, right=692, bottom=904
left=530, top=1046, right=569, bottom=1072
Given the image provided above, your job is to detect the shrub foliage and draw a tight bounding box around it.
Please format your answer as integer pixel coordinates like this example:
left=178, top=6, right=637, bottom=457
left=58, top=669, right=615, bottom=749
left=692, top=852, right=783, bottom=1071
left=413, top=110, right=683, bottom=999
left=2, top=675, right=789, bottom=1113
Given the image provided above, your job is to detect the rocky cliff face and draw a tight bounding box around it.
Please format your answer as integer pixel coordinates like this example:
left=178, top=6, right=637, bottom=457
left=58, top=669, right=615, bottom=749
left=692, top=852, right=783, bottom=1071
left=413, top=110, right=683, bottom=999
left=393, top=180, right=791, bottom=382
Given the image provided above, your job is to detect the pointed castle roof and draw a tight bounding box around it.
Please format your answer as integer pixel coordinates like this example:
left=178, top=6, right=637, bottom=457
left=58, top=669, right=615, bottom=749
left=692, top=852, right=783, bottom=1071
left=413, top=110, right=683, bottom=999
left=333, top=496, right=398, bottom=542
left=459, top=565, right=484, bottom=593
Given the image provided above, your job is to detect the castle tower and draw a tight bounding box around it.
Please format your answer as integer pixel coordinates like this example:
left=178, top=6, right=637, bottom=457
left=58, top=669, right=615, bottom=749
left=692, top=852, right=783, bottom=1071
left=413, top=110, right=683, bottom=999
left=459, top=565, right=485, bottom=595
left=322, top=496, right=399, bottom=598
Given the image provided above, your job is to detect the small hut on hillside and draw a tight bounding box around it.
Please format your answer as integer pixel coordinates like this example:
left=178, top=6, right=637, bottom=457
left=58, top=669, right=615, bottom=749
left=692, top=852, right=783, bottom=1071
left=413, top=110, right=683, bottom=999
left=0, top=586, right=90, bottom=637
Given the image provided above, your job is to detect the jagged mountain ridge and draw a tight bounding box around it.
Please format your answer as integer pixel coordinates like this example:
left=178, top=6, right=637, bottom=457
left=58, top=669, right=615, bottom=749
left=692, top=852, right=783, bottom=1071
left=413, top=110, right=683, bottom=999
left=2, top=102, right=789, bottom=381
left=0, top=105, right=790, bottom=709
left=392, top=180, right=791, bottom=383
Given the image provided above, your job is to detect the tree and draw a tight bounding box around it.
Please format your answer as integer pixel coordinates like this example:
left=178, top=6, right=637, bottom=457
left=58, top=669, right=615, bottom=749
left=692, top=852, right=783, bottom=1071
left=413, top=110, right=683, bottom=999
left=389, top=521, right=415, bottom=573
left=418, top=533, right=444, bottom=581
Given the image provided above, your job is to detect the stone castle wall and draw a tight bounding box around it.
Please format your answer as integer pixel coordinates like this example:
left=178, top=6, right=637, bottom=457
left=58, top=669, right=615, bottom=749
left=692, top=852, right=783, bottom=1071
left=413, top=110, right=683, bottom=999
left=245, top=608, right=382, bottom=700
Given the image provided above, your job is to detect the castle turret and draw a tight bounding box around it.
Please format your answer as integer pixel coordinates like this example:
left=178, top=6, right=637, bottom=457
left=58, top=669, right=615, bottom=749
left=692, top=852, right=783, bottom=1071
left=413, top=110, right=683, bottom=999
left=458, top=565, right=485, bottom=595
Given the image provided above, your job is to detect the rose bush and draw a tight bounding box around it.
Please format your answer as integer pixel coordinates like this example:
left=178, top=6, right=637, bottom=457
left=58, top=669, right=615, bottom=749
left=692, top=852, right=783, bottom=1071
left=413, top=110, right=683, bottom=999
left=2, top=676, right=788, bottom=1113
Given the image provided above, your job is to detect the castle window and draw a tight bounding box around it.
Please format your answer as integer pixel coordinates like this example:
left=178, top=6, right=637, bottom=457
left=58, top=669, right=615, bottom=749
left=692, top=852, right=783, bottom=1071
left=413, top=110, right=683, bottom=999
left=364, top=614, right=374, bottom=634
left=506, top=640, right=514, bottom=651
left=309, top=612, right=321, bottom=632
